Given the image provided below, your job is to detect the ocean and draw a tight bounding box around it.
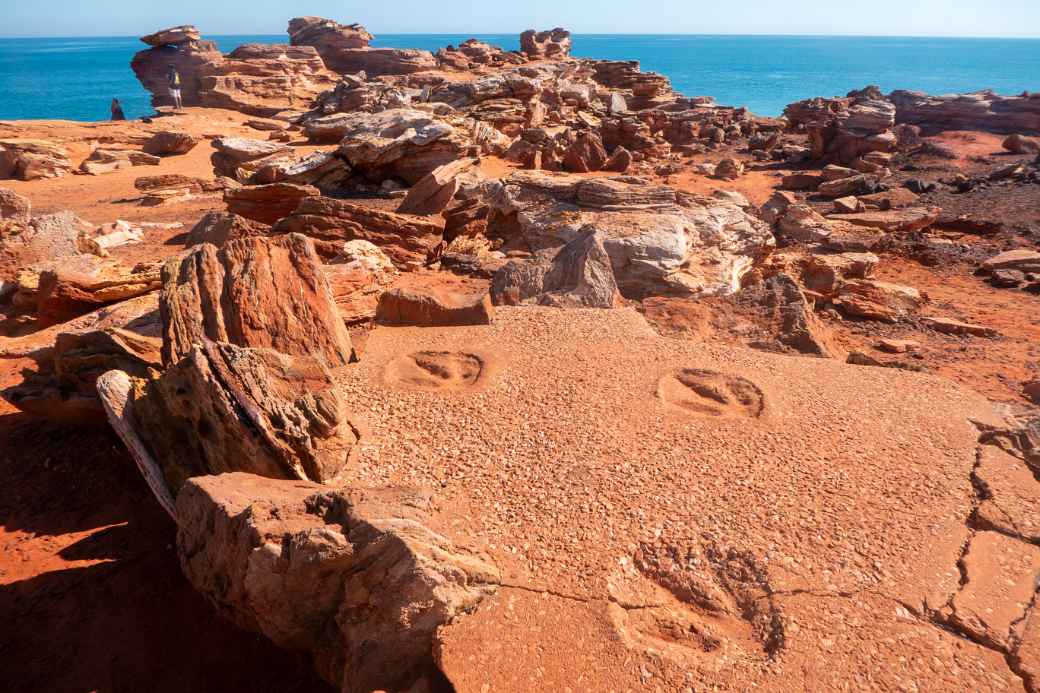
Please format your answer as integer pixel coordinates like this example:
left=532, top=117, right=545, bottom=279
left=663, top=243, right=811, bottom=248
left=0, top=33, right=1037, bottom=122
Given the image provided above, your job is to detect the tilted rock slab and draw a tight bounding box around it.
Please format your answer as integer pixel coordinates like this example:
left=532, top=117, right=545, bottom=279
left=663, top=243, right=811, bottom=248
left=160, top=233, right=354, bottom=367
left=175, top=473, right=499, bottom=693
left=125, top=340, right=358, bottom=494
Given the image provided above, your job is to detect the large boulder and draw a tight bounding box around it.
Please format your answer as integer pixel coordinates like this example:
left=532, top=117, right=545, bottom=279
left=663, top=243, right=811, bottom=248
left=140, top=25, right=201, bottom=46
left=0, top=139, right=72, bottom=180
left=397, top=157, right=477, bottom=216
left=174, top=473, right=499, bottom=693
left=491, top=229, right=620, bottom=308
left=160, top=233, right=354, bottom=367
left=211, top=137, right=293, bottom=179
left=288, top=16, right=436, bottom=76
left=376, top=282, right=494, bottom=326
left=223, top=182, right=319, bottom=224
left=142, top=131, right=200, bottom=156
left=520, top=28, right=572, bottom=59
left=273, top=196, right=444, bottom=268
left=828, top=207, right=941, bottom=233
left=185, top=211, right=270, bottom=247
left=0, top=210, right=91, bottom=276
left=833, top=279, right=924, bottom=322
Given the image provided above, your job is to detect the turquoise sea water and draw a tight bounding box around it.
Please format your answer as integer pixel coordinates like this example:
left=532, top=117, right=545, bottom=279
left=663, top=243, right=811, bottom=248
left=0, top=34, right=1037, bottom=121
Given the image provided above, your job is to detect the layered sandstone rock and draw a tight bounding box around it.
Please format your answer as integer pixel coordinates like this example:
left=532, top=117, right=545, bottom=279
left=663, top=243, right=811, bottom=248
left=0, top=139, right=73, bottom=180
left=79, top=148, right=160, bottom=175
left=333, top=109, right=479, bottom=183
left=174, top=474, right=499, bottom=693
left=131, top=26, right=338, bottom=116
left=273, top=196, right=444, bottom=267
left=142, top=131, right=200, bottom=156
left=160, top=233, right=354, bottom=367
left=34, top=260, right=161, bottom=324
left=210, top=137, right=293, bottom=179
left=783, top=86, right=897, bottom=165
left=288, top=16, right=436, bottom=75
left=520, top=28, right=572, bottom=59
left=119, top=340, right=358, bottom=493
left=397, top=157, right=477, bottom=215
left=223, top=182, right=318, bottom=224
left=185, top=211, right=270, bottom=247
left=890, top=89, right=1040, bottom=135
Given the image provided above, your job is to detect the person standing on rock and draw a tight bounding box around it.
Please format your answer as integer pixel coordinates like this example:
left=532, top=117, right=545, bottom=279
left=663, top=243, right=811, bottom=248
left=167, top=65, right=183, bottom=111
left=110, top=98, right=126, bottom=121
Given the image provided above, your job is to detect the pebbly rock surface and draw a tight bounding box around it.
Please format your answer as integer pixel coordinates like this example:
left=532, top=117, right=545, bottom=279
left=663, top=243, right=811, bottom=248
left=160, top=233, right=354, bottom=367
left=0, top=188, right=31, bottom=222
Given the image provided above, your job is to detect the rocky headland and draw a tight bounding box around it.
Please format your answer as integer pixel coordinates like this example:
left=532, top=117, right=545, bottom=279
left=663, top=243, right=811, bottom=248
left=1, top=17, right=1040, bottom=693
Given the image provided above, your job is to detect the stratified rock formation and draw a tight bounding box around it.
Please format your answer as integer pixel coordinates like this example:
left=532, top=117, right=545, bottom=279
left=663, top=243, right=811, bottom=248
left=288, top=16, right=437, bottom=75
left=783, top=86, right=896, bottom=165
left=130, top=25, right=338, bottom=115
left=0, top=139, right=73, bottom=180
left=890, top=89, right=1040, bottom=135
left=159, top=233, right=354, bottom=367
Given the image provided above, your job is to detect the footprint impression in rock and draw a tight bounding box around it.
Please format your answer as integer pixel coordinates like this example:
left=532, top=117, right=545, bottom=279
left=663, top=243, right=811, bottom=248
left=609, top=541, right=784, bottom=667
left=656, top=368, right=764, bottom=418
left=384, top=351, right=487, bottom=392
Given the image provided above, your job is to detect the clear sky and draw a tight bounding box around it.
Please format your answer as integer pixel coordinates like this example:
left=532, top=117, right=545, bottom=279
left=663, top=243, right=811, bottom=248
left=2, top=0, right=1039, bottom=38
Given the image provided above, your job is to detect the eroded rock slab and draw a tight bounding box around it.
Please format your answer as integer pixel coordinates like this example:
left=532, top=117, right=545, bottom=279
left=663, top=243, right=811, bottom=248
left=160, top=233, right=354, bottom=367
left=176, top=473, right=499, bottom=693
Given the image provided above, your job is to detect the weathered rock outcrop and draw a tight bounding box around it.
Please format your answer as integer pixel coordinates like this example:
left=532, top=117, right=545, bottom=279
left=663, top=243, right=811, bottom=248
left=491, top=229, right=620, bottom=308
left=332, top=109, right=479, bottom=183
left=79, top=148, right=160, bottom=175
left=273, top=196, right=443, bottom=267
left=488, top=172, right=774, bottom=297
left=185, top=211, right=270, bottom=247
left=783, top=86, right=896, bottom=165
left=174, top=473, right=499, bottom=693
left=376, top=284, right=494, bottom=326
left=0, top=188, right=31, bottom=222
left=160, top=233, right=354, bottom=367
left=210, top=137, right=293, bottom=180
left=223, top=182, right=318, bottom=224
left=397, top=157, right=477, bottom=215
left=288, top=16, right=436, bottom=75
left=34, top=260, right=161, bottom=324
left=117, top=340, right=358, bottom=495
left=0, top=139, right=73, bottom=180
left=520, top=28, right=572, bottom=59
left=890, top=89, right=1040, bottom=135
left=131, top=25, right=338, bottom=116
left=142, top=131, right=200, bottom=156
left=0, top=211, right=91, bottom=275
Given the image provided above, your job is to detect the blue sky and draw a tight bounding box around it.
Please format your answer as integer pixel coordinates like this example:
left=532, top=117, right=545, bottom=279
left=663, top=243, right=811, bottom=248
left=3, top=0, right=1039, bottom=38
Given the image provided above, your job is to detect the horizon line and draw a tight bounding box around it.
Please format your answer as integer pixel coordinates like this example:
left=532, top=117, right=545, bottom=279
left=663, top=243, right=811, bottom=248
left=1, top=31, right=1039, bottom=40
